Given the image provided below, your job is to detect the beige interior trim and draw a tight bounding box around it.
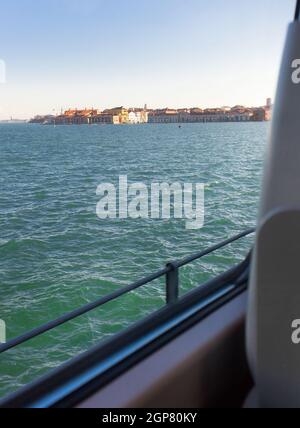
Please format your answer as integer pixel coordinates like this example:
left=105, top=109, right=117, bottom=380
left=78, top=291, right=251, bottom=408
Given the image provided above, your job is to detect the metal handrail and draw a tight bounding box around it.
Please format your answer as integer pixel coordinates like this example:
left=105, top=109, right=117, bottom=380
left=0, top=228, right=255, bottom=355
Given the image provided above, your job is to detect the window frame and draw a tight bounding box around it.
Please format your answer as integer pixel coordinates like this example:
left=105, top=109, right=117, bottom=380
left=0, top=256, right=250, bottom=408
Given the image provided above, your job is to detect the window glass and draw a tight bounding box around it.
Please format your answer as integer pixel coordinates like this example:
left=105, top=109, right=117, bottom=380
left=0, top=0, right=295, bottom=399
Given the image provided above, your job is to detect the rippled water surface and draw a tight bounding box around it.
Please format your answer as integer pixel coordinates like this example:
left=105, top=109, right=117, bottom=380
left=0, top=122, right=267, bottom=398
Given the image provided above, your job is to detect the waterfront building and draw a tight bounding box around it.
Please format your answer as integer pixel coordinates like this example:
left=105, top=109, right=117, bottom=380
left=230, top=105, right=247, bottom=113
left=149, top=108, right=254, bottom=124
left=55, top=109, right=99, bottom=125
left=148, top=109, right=179, bottom=123
left=139, top=108, right=149, bottom=123
left=252, top=108, right=269, bottom=121
left=128, top=108, right=148, bottom=124
left=102, top=107, right=129, bottom=124
left=91, top=113, right=120, bottom=125
left=29, top=99, right=271, bottom=126
left=264, top=98, right=272, bottom=121
left=128, top=111, right=139, bottom=124
left=190, top=108, right=203, bottom=114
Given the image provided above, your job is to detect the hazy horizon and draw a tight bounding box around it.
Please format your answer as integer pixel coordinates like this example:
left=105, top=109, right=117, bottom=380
left=0, top=0, right=296, bottom=120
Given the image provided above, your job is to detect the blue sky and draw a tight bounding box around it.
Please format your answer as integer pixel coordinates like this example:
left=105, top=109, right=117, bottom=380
left=0, top=0, right=296, bottom=119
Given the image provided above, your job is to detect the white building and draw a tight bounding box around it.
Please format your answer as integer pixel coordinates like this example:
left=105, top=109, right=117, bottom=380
left=128, top=111, right=140, bottom=124
left=128, top=110, right=148, bottom=124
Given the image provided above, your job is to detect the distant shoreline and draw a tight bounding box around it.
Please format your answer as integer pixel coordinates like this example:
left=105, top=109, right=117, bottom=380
left=0, top=120, right=269, bottom=128
left=0, top=120, right=27, bottom=124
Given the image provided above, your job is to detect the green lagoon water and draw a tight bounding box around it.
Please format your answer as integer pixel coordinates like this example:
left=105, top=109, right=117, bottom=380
left=0, top=122, right=267, bottom=398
